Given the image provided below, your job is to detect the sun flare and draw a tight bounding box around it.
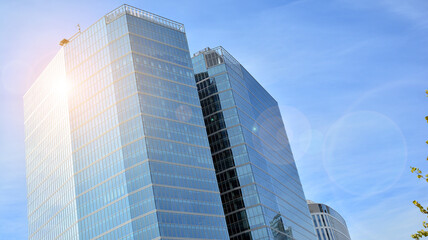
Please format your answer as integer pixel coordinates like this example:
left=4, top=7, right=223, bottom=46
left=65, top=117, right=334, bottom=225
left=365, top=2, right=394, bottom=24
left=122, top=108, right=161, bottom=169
left=53, top=78, right=71, bottom=96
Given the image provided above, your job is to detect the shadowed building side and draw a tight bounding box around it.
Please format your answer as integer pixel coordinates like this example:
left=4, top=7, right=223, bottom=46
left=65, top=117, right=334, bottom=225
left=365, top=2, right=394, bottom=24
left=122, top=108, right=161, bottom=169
left=192, top=47, right=317, bottom=240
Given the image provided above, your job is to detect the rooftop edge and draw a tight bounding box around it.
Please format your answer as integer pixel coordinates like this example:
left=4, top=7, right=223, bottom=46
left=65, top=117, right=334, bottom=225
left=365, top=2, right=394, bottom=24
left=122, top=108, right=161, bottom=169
left=106, top=4, right=185, bottom=33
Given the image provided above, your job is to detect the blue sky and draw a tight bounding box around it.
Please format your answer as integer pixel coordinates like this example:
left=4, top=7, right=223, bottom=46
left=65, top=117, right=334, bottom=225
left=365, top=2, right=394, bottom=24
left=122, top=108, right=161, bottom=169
left=0, top=0, right=427, bottom=239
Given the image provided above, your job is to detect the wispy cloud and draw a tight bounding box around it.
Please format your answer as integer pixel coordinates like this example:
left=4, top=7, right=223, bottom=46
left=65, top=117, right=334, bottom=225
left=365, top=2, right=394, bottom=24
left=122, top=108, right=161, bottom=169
left=347, top=193, right=426, bottom=240
left=379, top=0, right=428, bottom=29
left=340, top=0, right=428, bottom=29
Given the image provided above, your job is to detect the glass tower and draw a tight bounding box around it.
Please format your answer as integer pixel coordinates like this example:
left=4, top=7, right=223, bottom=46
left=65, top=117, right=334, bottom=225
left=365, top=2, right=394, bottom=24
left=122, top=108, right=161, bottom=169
left=24, top=5, right=228, bottom=240
left=307, top=201, right=351, bottom=240
left=192, top=47, right=317, bottom=240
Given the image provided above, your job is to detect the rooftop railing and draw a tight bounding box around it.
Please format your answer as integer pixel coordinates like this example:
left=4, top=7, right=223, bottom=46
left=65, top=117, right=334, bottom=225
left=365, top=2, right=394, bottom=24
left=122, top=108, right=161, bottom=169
left=193, top=46, right=241, bottom=67
left=105, top=4, right=185, bottom=33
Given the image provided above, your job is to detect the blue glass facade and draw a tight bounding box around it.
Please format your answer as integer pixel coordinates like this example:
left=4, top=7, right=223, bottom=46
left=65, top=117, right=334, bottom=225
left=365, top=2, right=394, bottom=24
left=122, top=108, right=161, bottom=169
left=24, top=5, right=228, bottom=240
left=192, top=47, right=317, bottom=240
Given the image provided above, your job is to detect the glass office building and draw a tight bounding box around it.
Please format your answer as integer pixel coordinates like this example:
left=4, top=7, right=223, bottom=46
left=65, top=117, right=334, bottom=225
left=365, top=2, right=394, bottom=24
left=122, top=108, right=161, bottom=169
left=192, top=47, right=317, bottom=240
left=24, top=5, right=228, bottom=240
left=307, top=201, right=351, bottom=240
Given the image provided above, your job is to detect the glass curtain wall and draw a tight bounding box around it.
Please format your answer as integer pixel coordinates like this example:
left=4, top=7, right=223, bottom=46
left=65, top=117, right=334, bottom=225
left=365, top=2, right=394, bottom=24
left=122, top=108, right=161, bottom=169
left=193, top=47, right=317, bottom=240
